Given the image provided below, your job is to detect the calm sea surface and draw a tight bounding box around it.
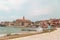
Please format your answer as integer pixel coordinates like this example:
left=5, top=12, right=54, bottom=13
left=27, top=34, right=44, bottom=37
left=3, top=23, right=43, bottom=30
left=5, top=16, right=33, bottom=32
left=0, top=26, right=37, bottom=34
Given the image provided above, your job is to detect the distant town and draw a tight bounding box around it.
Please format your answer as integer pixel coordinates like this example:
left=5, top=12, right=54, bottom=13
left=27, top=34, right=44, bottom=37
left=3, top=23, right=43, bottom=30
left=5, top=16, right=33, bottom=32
left=0, top=16, right=60, bottom=30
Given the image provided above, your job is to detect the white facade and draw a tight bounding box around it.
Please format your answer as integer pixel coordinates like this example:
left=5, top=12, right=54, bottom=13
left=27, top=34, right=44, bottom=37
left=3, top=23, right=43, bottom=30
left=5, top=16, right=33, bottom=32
left=36, top=26, right=43, bottom=32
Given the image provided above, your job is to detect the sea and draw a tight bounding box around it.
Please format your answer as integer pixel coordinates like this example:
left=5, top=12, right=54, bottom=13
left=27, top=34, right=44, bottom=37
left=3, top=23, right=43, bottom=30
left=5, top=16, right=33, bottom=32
left=0, top=26, right=37, bottom=34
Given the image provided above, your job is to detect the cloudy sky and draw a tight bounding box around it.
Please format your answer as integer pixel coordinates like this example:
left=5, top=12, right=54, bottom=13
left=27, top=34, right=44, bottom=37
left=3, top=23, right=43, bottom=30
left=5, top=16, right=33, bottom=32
left=0, top=0, right=60, bottom=21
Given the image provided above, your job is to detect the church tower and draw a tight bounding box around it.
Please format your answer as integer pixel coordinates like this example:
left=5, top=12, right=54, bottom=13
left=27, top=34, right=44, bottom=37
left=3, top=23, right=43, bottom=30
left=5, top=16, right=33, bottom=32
left=23, top=16, right=25, bottom=20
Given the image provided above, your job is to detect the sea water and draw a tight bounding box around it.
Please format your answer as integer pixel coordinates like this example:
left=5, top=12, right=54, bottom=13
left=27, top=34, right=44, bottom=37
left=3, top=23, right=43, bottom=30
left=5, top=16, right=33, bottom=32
left=0, top=26, right=38, bottom=34
left=0, top=26, right=27, bottom=34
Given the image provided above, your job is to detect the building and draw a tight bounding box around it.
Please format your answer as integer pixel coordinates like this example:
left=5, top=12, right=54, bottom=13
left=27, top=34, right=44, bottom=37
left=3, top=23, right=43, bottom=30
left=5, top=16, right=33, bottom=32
left=14, top=16, right=33, bottom=27
left=35, top=20, right=49, bottom=28
left=0, top=22, right=15, bottom=26
left=0, top=16, right=33, bottom=27
left=35, top=19, right=59, bottom=30
left=49, top=19, right=60, bottom=28
left=0, top=17, right=60, bottom=29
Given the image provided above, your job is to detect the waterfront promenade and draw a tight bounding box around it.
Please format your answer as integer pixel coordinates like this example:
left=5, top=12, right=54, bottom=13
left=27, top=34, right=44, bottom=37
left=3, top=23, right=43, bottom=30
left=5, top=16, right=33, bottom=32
left=9, top=28, right=60, bottom=40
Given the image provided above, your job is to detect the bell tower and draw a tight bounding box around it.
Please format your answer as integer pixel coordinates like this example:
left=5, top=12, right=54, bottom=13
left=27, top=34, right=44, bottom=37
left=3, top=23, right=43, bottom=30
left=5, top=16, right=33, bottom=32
left=23, top=16, right=25, bottom=20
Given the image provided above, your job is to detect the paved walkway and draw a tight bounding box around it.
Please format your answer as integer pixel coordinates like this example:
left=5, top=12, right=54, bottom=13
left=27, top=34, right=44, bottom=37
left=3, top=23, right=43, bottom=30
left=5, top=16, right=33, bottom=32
left=9, top=28, right=60, bottom=40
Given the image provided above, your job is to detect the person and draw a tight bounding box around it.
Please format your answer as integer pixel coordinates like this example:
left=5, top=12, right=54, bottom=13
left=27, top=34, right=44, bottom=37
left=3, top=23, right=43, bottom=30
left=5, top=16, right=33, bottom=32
left=48, top=23, right=51, bottom=32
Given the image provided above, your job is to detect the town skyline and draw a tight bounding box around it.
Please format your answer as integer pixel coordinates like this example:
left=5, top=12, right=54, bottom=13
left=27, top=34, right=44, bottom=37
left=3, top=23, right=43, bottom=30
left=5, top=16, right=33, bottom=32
left=0, top=16, right=60, bottom=22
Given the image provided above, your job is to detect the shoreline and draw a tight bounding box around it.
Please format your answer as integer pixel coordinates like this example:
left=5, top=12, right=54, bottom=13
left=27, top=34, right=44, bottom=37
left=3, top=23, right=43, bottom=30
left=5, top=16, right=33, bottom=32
left=0, top=31, right=40, bottom=40
left=9, top=28, right=60, bottom=40
left=0, top=29, right=55, bottom=40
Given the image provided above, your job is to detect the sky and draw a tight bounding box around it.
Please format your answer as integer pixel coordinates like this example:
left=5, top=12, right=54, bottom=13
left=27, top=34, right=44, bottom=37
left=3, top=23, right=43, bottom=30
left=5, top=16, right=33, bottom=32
left=0, top=0, right=60, bottom=22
